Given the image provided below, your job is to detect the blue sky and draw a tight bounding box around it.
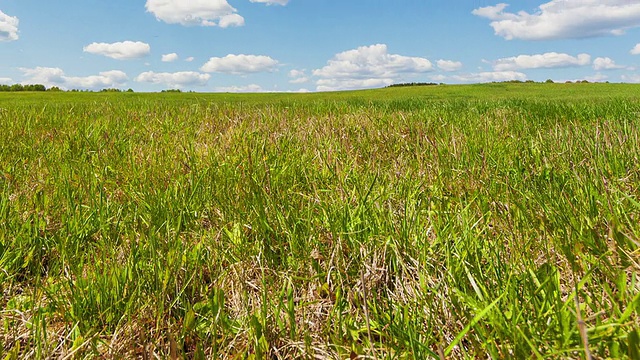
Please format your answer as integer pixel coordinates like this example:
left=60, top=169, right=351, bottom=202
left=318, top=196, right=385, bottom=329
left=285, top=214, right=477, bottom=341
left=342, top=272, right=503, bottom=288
left=2, top=0, right=640, bottom=92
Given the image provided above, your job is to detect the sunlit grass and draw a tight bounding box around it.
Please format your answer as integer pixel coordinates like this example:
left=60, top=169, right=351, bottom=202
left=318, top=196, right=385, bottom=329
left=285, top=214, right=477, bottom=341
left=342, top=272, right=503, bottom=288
left=1, top=84, right=639, bottom=358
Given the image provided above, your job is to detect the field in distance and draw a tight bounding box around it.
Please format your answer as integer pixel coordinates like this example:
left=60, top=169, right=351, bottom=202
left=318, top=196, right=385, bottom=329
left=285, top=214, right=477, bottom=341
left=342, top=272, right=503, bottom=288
left=1, top=83, right=639, bottom=358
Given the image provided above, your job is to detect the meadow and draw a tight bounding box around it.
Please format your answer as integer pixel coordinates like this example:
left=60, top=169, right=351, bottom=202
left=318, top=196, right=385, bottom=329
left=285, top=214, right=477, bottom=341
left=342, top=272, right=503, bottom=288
left=0, top=83, right=639, bottom=359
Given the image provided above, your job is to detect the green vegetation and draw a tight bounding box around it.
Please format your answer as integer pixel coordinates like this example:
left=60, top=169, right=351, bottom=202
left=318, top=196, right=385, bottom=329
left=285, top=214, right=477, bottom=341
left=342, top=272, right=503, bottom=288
left=0, top=84, right=47, bottom=92
left=0, top=84, right=133, bottom=93
left=387, top=82, right=440, bottom=88
left=0, top=83, right=639, bottom=358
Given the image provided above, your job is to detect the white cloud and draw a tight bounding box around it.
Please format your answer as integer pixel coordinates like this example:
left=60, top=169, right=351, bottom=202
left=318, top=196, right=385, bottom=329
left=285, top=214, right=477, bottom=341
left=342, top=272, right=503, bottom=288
left=145, top=0, right=244, bottom=27
left=214, top=84, right=264, bottom=92
left=593, top=57, right=624, bottom=70
left=472, top=3, right=512, bottom=20
left=66, top=71, right=129, bottom=89
left=289, top=69, right=305, bottom=78
left=584, top=73, right=609, bottom=82
left=83, top=41, right=151, bottom=60
left=452, top=71, right=527, bottom=83
left=20, top=67, right=65, bottom=86
left=0, top=10, right=19, bottom=42
left=135, top=71, right=210, bottom=88
left=290, top=77, right=309, bottom=84
left=473, top=1, right=640, bottom=40
left=316, top=78, right=394, bottom=92
left=162, top=53, right=179, bottom=62
left=288, top=69, right=309, bottom=83
left=493, top=52, right=591, bottom=71
left=557, top=73, right=611, bottom=83
left=437, top=59, right=463, bottom=72
left=622, top=74, right=640, bottom=82
left=312, top=44, right=433, bottom=91
left=200, top=54, right=279, bottom=74
left=218, top=14, right=245, bottom=28
left=185, top=57, right=195, bottom=62
left=0, top=77, right=13, bottom=84
left=250, top=0, right=289, bottom=5
left=631, top=44, right=640, bottom=55
left=19, top=67, right=128, bottom=90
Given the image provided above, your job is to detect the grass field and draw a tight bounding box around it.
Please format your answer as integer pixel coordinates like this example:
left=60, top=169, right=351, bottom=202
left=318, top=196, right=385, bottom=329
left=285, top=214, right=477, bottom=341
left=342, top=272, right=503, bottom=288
left=1, top=83, right=639, bottom=359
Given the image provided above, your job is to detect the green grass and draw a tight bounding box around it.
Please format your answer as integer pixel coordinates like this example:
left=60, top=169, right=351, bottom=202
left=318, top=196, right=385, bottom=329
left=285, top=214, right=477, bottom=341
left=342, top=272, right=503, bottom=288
left=1, top=83, right=639, bottom=358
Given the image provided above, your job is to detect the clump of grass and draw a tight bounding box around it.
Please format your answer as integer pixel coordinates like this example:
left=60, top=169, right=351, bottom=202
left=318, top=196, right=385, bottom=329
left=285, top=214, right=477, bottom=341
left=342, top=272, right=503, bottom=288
left=1, top=85, right=639, bottom=358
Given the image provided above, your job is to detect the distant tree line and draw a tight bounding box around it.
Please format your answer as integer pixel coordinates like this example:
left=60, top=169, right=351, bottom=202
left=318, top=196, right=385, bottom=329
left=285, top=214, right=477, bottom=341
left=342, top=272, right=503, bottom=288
left=99, top=88, right=134, bottom=92
left=495, top=79, right=607, bottom=84
left=0, top=83, right=47, bottom=92
left=387, top=79, right=609, bottom=87
left=387, top=82, right=440, bottom=88
left=0, top=84, right=136, bottom=92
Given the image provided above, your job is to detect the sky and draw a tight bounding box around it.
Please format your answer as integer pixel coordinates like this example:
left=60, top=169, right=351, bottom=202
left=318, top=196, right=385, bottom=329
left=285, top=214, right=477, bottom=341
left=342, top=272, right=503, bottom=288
left=2, top=0, right=640, bottom=92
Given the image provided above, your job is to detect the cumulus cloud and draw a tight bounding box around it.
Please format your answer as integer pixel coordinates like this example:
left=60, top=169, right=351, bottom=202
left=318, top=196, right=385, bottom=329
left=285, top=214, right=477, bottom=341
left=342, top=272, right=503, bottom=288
left=135, top=71, right=210, bottom=88
left=472, top=3, right=512, bottom=20
left=556, top=73, right=611, bottom=83
left=289, top=78, right=309, bottom=84
left=214, top=84, right=264, bottom=92
left=200, top=54, right=279, bottom=74
left=437, top=59, right=463, bottom=72
left=584, top=73, right=609, bottom=82
left=289, top=69, right=305, bottom=78
left=250, top=0, right=289, bottom=5
left=162, top=53, right=179, bottom=62
left=631, top=44, right=640, bottom=55
left=20, top=67, right=65, bottom=85
left=83, top=41, right=151, bottom=60
left=0, top=77, right=13, bottom=84
left=0, top=10, right=19, bottom=42
left=19, top=67, right=128, bottom=90
left=473, top=1, right=640, bottom=40
left=622, top=74, right=640, bottom=82
left=288, top=69, right=309, bottom=84
left=185, top=57, right=195, bottom=62
left=218, top=14, right=245, bottom=28
left=493, top=52, right=591, bottom=71
left=452, top=71, right=527, bottom=83
left=316, top=78, right=393, bottom=92
left=145, top=0, right=244, bottom=27
left=312, top=44, right=434, bottom=91
left=593, top=57, right=624, bottom=70
left=66, top=71, right=129, bottom=88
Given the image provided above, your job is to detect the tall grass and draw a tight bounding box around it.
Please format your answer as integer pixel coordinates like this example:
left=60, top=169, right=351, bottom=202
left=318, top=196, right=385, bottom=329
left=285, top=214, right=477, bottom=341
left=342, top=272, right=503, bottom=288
left=1, top=85, right=639, bottom=358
